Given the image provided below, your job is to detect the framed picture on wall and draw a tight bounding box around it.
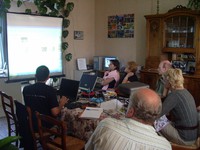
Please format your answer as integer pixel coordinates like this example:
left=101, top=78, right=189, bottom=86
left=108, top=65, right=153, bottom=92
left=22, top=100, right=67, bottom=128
left=108, top=14, right=134, bottom=38
left=74, top=31, right=84, bottom=40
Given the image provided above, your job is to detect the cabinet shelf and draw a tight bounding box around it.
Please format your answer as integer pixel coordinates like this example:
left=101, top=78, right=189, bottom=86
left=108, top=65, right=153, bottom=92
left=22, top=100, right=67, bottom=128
left=162, top=47, right=195, bottom=53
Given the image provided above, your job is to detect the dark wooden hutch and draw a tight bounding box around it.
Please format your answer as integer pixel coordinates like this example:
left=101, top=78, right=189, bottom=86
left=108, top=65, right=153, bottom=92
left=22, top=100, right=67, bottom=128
left=140, top=6, right=200, bottom=106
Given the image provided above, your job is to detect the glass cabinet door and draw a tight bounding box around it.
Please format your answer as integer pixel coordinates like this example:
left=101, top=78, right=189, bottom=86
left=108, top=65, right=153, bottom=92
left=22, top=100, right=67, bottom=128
left=164, top=16, right=195, bottom=53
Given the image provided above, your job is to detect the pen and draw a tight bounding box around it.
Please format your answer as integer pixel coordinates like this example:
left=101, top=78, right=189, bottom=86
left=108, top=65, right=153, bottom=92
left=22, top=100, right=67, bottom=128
left=86, top=109, right=100, bottom=111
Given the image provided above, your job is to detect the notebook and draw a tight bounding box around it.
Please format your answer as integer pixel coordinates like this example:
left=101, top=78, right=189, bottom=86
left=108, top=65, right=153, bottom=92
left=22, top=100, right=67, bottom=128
left=79, top=74, right=98, bottom=92
left=58, top=78, right=80, bottom=103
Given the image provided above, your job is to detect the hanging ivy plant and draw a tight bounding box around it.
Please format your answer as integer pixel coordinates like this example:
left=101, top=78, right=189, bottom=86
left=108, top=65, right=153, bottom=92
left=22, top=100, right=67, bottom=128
left=187, top=0, right=200, bottom=10
left=0, top=0, right=74, bottom=61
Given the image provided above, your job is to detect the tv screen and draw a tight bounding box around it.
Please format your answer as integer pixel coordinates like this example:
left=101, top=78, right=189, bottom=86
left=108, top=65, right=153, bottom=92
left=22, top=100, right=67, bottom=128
left=103, top=56, right=117, bottom=70
left=6, top=12, right=64, bottom=82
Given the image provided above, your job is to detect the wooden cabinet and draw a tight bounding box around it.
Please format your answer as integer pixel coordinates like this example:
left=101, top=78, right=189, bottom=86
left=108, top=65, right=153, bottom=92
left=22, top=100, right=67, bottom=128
left=142, top=5, right=200, bottom=106
left=144, top=5, right=200, bottom=74
left=140, top=70, right=159, bottom=90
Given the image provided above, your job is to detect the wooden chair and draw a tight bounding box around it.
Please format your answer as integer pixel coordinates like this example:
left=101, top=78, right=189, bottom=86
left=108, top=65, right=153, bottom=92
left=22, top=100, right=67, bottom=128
left=14, top=100, right=36, bottom=150
left=0, top=91, right=19, bottom=146
left=171, top=137, right=200, bottom=150
left=36, top=111, right=85, bottom=150
left=26, top=106, right=40, bottom=150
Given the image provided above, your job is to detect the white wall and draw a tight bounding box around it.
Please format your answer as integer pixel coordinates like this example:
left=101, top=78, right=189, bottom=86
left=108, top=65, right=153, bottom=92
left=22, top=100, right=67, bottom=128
left=63, top=0, right=95, bottom=79
left=95, top=0, right=188, bottom=67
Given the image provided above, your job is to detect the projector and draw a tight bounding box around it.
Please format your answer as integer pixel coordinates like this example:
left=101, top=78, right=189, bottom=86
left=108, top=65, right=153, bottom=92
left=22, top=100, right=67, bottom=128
left=118, top=81, right=149, bottom=97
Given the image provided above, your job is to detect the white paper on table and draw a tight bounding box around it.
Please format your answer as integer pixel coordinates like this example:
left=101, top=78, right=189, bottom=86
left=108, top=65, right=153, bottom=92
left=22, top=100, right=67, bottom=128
left=100, top=99, right=123, bottom=111
left=80, top=107, right=103, bottom=119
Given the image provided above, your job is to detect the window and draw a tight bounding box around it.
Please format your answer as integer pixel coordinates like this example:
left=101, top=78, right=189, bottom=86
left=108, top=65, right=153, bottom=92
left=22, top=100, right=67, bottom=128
left=0, top=13, right=7, bottom=73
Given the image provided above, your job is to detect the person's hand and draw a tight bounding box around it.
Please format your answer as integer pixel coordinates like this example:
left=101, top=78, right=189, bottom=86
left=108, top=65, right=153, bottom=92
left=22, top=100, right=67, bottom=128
left=126, top=72, right=134, bottom=78
left=104, top=71, right=109, bottom=76
left=59, top=96, right=69, bottom=107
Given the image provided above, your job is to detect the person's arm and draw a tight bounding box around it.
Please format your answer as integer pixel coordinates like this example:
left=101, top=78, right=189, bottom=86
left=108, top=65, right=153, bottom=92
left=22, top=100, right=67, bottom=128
left=122, top=72, right=134, bottom=83
left=51, top=96, right=68, bottom=117
left=162, top=87, right=169, bottom=98
left=101, top=77, right=115, bottom=86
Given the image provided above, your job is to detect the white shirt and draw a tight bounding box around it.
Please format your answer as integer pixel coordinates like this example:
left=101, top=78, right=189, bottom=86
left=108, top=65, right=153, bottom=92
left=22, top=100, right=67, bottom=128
left=85, top=118, right=172, bottom=150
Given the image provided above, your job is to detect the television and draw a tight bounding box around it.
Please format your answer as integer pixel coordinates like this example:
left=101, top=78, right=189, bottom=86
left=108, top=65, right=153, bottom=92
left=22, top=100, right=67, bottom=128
left=103, top=56, right=117, bottom=70
left=5, top=12, right=64, bottom=82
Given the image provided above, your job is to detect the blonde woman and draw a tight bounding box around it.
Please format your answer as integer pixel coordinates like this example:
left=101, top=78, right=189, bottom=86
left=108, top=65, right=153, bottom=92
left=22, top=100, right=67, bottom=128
left=122, top=61, right=138, bottom=83
left=159, top=68, right=198, bottom=146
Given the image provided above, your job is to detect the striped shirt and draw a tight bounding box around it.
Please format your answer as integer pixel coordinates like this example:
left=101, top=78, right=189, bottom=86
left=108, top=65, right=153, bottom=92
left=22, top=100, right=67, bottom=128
left=85, top=118, right=171, bottom=150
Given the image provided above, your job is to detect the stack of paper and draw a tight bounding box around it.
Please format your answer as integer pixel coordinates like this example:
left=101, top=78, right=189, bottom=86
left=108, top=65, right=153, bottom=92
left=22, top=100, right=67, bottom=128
left=100, top=99, right=123, bottom=110
left=80, top=107, right=103, bottom=119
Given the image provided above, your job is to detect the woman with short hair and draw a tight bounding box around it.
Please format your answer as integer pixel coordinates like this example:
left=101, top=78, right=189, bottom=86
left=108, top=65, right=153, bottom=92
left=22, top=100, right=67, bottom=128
left=160, top=68, right=198, bottom=146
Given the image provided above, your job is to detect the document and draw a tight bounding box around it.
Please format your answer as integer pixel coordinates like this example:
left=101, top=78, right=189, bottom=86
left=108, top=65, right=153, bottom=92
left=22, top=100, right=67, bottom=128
left=100, top=99, right=123, bottom=111
left=77, top=58, right=87, bottom=70
left=80, top=107, right=103, bottom=119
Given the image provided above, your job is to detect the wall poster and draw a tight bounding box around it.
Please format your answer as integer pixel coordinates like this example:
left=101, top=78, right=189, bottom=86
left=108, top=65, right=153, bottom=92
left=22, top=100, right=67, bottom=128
left=108, top=14, right=134, bottom=38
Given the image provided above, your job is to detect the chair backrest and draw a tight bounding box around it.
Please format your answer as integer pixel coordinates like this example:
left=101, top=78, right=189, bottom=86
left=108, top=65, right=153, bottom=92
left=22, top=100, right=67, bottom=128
left=14, top=100, right=34, bottom=150
left=36, top=111, right=67, bottom=150
left=0, top=91, right=18, bottom=137
left=26, top=106, right=40, bottom=150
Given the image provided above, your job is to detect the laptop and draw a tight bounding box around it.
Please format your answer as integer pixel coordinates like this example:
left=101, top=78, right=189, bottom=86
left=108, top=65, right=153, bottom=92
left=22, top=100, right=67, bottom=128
left=58, top=78, right=80, bottom=103
left=79, top=74, right=98, bottom=92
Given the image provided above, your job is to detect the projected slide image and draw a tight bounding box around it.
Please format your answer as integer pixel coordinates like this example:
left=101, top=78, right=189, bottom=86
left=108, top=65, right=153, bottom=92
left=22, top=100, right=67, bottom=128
left=6, top=13, right=63, bottom=81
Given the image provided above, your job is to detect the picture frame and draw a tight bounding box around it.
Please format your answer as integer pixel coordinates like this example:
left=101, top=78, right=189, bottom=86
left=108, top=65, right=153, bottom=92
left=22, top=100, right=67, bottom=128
left=74, top=31, right=84, bottom=40
left=186, top=61, right=196, bottom=74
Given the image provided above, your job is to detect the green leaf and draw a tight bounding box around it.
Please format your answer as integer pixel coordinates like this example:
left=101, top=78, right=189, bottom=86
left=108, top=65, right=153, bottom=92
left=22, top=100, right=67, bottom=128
left=62, top=30, right=69, bottom=38
left=4, top=0, right=11, bottom=9
left=0, top=136, right=21, bottom=149
left=48, top=10, right=59, bottom=16
left=63, top=10, right=70, bottom=17
left=66, top=2, right=74, bottom=12
left=25, top=9, right=32, bottom=14
left=63, top=19, right=70, bottom=28
left=38, top=6, right=48, bottom=15
left=65, top=53, right=72, bottom=61
left=62, top=42, right=68, bottom=51
left=17, top=0, right=23, bottom=7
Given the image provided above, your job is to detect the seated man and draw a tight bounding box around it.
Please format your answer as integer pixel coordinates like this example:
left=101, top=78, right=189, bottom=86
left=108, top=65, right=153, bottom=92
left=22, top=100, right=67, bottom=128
left=156, top=60, right=172, bottom=98
left=23, top=65, right=68, bottom=130
left=85, top=88, right=171, bottom=150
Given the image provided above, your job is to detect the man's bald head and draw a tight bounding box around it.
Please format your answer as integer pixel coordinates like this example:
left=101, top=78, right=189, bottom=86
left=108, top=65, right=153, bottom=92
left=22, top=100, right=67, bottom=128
left=127, top=88, right=162, bottom=124
left=158, top=60, right=172, bottom=75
